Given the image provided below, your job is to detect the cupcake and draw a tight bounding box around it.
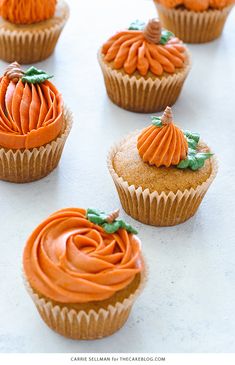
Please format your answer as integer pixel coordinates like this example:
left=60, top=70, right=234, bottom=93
left=0, top=62, right=72, bottom=183
left=23, top=207, right=145, bottom=339
left=153, top=0, right=234, bottom=43
left=98, top=18, right=190, bottom=113
left=0, top=0, right=69, bottom=63
left=108, top=107, right=217, bottom=226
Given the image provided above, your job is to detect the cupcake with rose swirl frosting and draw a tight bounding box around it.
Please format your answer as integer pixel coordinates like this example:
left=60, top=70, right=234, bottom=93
left=23, top=207, right=145, bottom=339
left=108, top=107, right=217, bottom=226
left=98, top=18, right=190, bottom=113
left=0, top=0, right=69, bottom=63
left=0, top=62, right=72, bottom=183
left=153, top=0, right=234, bottom=43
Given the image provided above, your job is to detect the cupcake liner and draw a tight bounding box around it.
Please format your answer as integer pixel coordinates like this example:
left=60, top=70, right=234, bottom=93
left=0, top=106, right=73, bottom=183
left=23, top=267, right=146, bottom=340
left=107, top=132, right=218, bottom=226
left=0, top=0, right=69, bottom=63
left=154, top=3, right=233, bottom=43
left=98, top=51, right=190, bottom=113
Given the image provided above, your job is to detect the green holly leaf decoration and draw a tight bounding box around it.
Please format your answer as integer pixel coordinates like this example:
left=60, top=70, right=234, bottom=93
left=160, top=29, right=174, bottom=45
left=86, top=208, right=138, bottom=234
left=177, top=131, right=213, bottom=171
left=151, top=116, right=163, bottom=127
left=128, top=20, right=145, bottom=31
left=22, top=66, right=53, bottom=84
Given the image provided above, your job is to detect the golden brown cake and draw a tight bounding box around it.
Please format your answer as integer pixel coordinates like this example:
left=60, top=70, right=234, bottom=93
left=98, top=18, right=190, bottom=113
left=0, top=62, right=72, bottom=183
left=23, top=207, right=145, bottom=340
left=0, top=0, right=69, bottom=63
left=108, top=107, right=217, bottom=226
left=153, top=0, right=234, bottom=43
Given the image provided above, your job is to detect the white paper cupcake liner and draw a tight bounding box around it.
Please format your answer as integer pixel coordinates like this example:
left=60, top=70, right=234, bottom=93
left=98, top=50, right=191, bottom=113
left=154, top=3, right=233, bottom=43
left=0, top=0, right=69, bottom=63
left=0, top=106, right=73, bottom=183
left=107, top=132, right=218, bottom=226
left=23, top=266, right=146, bottom=340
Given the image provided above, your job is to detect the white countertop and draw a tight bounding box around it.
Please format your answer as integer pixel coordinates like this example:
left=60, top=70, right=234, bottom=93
left=0, top=0, right=235, bottom=354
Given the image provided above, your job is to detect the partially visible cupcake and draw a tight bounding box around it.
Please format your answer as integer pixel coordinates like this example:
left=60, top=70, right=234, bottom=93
left=0, top=0, right=69, bottom=63
left=0, top=62, right=72, bottom=183
left=23, top=207, right=145, bottom=340
left=108, top=107, right=217, bottom=226
left=153, top=0, right=234, bottom=43
left=98, top=18, right=190, bottom=113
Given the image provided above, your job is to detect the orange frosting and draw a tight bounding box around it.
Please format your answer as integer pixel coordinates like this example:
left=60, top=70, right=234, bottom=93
left=23, top=208, right=143, bottom=304
left=0, top=0, right=56, bottom=25
left=159, top=0, right=231, bottom=10
left=137, top=107, right=188, bottom=167
left=102, top=20, right=186, bottom=76
left=0, top=75, right=63, bottom=150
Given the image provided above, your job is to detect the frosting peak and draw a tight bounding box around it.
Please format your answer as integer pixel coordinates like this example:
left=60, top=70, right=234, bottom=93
left=23, top=208, right=143, bottom=303
left=137, top=107, right=188, bottom=167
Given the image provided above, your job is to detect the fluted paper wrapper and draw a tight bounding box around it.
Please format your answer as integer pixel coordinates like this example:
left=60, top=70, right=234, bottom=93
left=98, top=51, right=190, bottom=113
left=0, top=0, right=69, bottom=63
left=0, top=106, right=72, bottom=183
left=154, top=3, right=233, bottom=43
left=24, top=269, right=146, bottom=340
left=107, top=133, right=218, bottom=226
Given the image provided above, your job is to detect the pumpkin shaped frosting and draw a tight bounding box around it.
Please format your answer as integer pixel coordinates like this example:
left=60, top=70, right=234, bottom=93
left=0, top=0, right=56, bottom=25
left=137, top=106, right=188, bottom=167
left=159, top=0, right=231, bottom=10
left=0, top=62, right=63, bottom=149
left=102, top=19, right=187, bottom=77
left=23, top=207, right=143, bottom=303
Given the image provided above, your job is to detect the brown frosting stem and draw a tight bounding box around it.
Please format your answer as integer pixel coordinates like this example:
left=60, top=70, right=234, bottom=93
left=143, top=19, right=162, bottom=44
left=106, top=209, right=120, bottom=223
left=161, top=106, right=173, bottom=125
left=4, top=62, right=24, bottom=83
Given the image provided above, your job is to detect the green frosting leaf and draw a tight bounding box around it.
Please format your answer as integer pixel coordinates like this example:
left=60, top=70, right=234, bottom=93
left=86, top=208, right=138, bottom=234
left=22, top=66, right=53, bottom=84
left=160, top=29, right=174, bottom=45
left=151, top=116, right=163, bottom=127
left=128, top=20, right=145, bottom=31
left=177, top=131, right=213, bottom=171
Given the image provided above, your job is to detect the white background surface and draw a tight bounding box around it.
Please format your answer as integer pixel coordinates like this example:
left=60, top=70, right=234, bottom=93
left=0, top=0, right=235, bottom=354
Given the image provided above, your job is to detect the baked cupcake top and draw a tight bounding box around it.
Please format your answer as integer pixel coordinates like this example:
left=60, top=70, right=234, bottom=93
left=0, top=62, right=63, bottom=150
left=101, top=18, right=188, bottom=77
left=113, top=107, right=214, bottom=193
left=23, top=207, right=143, bottom=304
left=157, top=0, right=232, bottom=11
left=0, top=0, right=56, bottom=24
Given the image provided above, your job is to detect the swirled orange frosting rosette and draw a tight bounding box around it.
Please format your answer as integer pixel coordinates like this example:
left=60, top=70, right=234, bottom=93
left=102, top=18, right=187, bottom=77
left=23, top=208, right=143, bottom=304
left=137, top=106, right=188, bottom=167
left=0, top=62, right=63, bottom=150
left=0, top=0, right=56, bottom=24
